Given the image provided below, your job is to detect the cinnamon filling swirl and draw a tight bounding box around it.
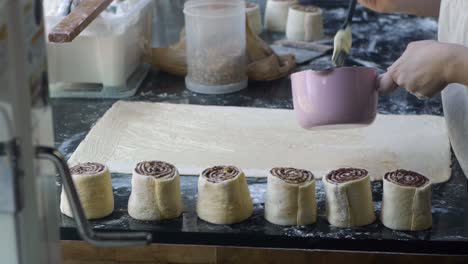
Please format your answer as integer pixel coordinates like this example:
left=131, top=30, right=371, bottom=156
left=202, top=166, right=240, bottom=183
left=70, top=162, right=106, bottom=175
left=326, top=168, right=368, bottom=184
left=270, top=167, right=313, bottom=184
left=384, top=169, right=429, bottom=187
left=135, top=161, right=177, bottom=179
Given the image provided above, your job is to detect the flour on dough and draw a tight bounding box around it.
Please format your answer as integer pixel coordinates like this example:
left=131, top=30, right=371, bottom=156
left=68, top=102, right=452, bottom=183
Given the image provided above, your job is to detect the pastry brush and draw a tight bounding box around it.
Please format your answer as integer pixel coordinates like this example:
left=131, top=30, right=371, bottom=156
left=332, top=0, right=357, bottom=67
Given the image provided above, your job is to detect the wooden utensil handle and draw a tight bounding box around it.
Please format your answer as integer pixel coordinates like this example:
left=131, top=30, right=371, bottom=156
left=48, top=0, right=113, bottom=43
left=275, top=39, right=333, bottom=53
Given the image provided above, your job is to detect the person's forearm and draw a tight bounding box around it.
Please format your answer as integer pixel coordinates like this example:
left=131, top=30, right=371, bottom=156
left=392, top=0, right=441, bottom=17
left=448, top=44, right=468, bottom=87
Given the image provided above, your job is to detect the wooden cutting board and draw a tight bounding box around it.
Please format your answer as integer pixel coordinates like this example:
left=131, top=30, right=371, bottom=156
left=69, top=102, right=451, bottom=183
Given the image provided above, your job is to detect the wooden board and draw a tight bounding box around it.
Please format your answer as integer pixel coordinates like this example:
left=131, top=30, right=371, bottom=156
left=61, top=241, right=468, bottom=264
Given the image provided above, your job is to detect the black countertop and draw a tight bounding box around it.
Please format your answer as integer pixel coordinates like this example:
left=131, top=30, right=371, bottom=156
left=60, top=166, right=468, bottom=255
left=52, top=4, right=468, bottom=255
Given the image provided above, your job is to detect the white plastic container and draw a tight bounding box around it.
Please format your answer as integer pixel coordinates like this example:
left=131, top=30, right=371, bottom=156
left=45, top=0, right=153, bottom=96
left=184, top=0, right=247, bottom=94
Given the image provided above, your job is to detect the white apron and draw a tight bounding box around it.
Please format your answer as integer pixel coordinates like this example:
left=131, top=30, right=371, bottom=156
left=439, top=0, right=468, bottom=177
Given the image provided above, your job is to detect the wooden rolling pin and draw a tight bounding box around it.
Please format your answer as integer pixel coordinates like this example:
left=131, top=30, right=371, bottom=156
left=48, top=0, right=113, bottom=43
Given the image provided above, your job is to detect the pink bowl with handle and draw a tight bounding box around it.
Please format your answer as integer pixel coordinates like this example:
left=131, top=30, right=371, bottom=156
left=291, top=67, right=378, bottom=130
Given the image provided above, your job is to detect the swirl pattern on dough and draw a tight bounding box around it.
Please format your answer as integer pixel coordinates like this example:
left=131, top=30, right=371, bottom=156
left=135, top=161, right=177, bottom=179
left=326, top=168, right=368, bottom=184
left=384, top=169, right=429, bottom=187
left=202, top=166, right=240, bottom=183
left=270, top=167, right=313, bottom=184
left=70, top=162, right=106, bottom=175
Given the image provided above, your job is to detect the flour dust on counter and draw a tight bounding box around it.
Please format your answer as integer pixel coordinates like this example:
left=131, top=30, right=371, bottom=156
left=69, top=102, right=452, bottom=183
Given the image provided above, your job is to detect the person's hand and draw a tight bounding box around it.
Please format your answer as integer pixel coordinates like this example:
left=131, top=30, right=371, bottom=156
left=379, top=40, right=457, bottom=98
left=357, top=0, right=397, bottom=13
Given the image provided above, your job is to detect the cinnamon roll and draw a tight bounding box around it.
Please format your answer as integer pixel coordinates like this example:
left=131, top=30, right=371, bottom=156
left=384, top=169, right=429, bottom=187
left=286, top=4, right=323, bottom=42
left=134, top=161, right=177, bottom=179
left=246, top=2, right=262, bottom=35
left=197, top=166, right=253, bottom=224
left=202, top=165, right=240, bottom=183
left=265, top=0, right=297, bottom=32
left=128, top=161, right=183, bottom=221
left=326, top=168, right=368, bottom=184
left=265, top=167, right=316, bottom=226
left=60, top=162, right=114, bottom=219
left=381, top=170, right=432, bottom=231
left=323, top=168, right=375, bottom=228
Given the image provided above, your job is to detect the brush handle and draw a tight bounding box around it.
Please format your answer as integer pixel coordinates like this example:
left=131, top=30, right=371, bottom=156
left=48, top=0, right=113, bottom=43
left=342, top=0, right=357, bottom=29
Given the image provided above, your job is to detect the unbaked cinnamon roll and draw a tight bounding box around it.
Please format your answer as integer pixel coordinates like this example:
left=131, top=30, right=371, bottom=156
left=197, top=165, right=253, bottom=224
left=286, top=4, right=323, bottom=41
left=61, top=162, right=114, bottom=219
left=134, top=161, right=178, bottom=179
left=202, top=165, right=240, bottom=183
left=381, top=169, right=432, bottom=231
left=246, top=1, right=262, bottom=35
left=270, top=167, right=314, bottom=184
left=265, top=167, right=316, bottom=226
left=128, top=161, right=182, bottom=221
left=323, top=168, right=375, bottom=228
left=70, top=162, right=106, bottom=175
left=384, top=169, right=429, bottom=187
left=265, top=0, right=297, bottom=32
left=326, top=168, right=368, bottom=184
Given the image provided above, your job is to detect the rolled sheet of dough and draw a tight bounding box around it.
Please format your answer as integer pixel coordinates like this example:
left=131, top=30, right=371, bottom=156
left=68, top=102, right=452, bottom=183
left=197, top=166, right=253, bottom=224
left=60, top=162, right=114, bottom=219
left=323, top=168, right=375, bottom=228
left=265, top=0, right=297, bottom=32
left=128, top=161, right=183, bottom=221
left=381, top=170, right=432, bottom=231
left=265, top=167, right=316, bottom=226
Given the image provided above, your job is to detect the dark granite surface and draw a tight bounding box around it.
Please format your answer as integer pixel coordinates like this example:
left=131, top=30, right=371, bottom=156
left=53, top=3, right=468, bottom=255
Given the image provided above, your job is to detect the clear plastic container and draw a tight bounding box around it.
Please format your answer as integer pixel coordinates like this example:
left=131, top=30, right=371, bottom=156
left=184, top=0, right=247, bottom=94
left=45, top=0, right=153, bottom=89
